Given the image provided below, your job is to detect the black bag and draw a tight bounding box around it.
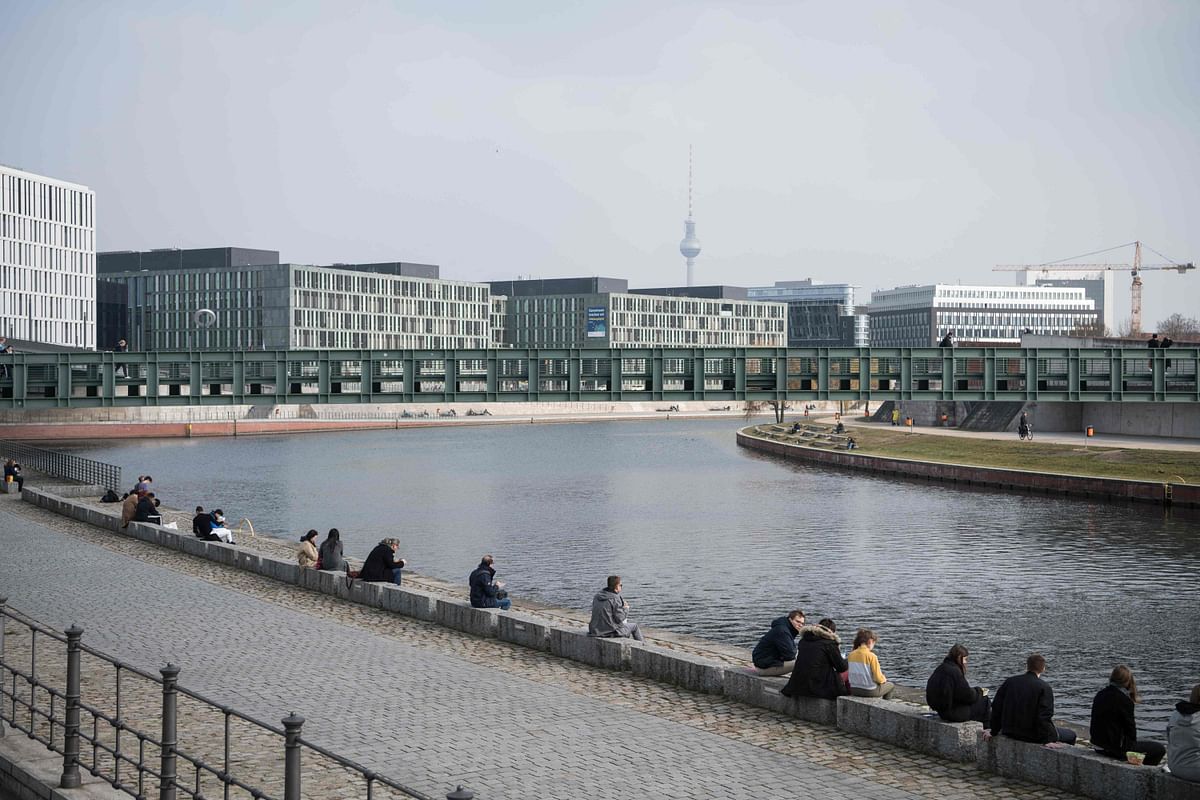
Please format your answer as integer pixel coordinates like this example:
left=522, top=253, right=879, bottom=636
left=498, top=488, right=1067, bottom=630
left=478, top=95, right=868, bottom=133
left=495, top=589, right=509, bottom=601
left=100, top=489, right=121, bottom=503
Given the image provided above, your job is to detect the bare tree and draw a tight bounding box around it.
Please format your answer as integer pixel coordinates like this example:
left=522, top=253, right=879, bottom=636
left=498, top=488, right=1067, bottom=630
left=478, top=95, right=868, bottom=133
left=1155, top=313, right=1200, bottom=340
left=743, top=401, right=763, bottom=421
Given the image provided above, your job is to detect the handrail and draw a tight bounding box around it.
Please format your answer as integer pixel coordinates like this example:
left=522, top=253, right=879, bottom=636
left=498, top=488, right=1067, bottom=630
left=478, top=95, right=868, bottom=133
left=0, top=600, right=448, bottom=800
left=0, top=440, right=121, bottom=491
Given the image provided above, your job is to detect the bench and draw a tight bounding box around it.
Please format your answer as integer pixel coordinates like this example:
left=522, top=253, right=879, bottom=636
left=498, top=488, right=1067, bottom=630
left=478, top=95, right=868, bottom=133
left=496, top=612, right=551, bottom=651
left=837, top=696, right=979, bottom=762
left=629, top=644, right=726, bottom=694
left=434, top=598, right=499, bottom=637
left=548, top=628, right=631, bottom=671
left=976, top=733, right=1181, bottom=800
left=722, top=670, right=837, bottom=725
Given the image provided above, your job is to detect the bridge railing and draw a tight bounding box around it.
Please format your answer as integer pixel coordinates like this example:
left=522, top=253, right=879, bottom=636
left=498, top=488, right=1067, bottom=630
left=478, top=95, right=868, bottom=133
left=0, top=440, right=121, bottom=491
left=0, top=346, right=1196, bottom=407
left=0, top=599, right=463, bottom=800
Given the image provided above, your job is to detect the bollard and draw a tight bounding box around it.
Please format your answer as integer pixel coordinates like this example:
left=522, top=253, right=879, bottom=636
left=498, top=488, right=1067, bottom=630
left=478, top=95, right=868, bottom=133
left=159, top=664, right=180, bottom=800
left=283, top=713, right=304, bottom=800
left=0, top=596, right=5, bottom=740
left=60, top=625, right=83, bottom=788
left=446, top=786, right=475, bottom=800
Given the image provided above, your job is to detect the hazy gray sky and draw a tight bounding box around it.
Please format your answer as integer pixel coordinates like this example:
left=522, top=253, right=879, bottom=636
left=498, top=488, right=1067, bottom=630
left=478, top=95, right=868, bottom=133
left=2, top=0, right=1197, bottom=327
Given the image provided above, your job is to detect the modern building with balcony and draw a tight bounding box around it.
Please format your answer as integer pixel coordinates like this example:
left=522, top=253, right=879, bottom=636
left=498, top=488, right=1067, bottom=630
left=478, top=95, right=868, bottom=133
left=1, top=164, right=96, bottom=349
left=867, top=283, right=1099, bottom=347
left=747, top=279, right=867, bottom=346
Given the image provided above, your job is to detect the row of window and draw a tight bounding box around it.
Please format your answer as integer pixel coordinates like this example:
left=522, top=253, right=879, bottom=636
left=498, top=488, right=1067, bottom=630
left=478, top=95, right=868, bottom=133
left=0, top=214, right=94, bottom=252
left=293, top=269, right=487, bottom=302
left=0, top=264, right=96, bottom=298
left=1, top=241, right=94, bottom=273
left=0, top=171, right=94, bottom=228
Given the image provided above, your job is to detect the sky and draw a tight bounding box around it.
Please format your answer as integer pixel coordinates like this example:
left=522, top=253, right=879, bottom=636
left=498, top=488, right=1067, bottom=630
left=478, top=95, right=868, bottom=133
left=2, top=0, right=1197, bottom=329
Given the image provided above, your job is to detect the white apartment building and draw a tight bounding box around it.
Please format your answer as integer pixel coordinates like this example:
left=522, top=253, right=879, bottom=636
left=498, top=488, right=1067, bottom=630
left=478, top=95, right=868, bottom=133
left=0, top=164, right=96, bottom=348
left=869, top=284, right=1098, bottom=347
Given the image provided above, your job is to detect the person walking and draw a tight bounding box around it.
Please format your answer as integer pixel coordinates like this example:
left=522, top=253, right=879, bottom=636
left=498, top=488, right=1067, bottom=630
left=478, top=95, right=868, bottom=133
left=781, top=618, right=848, bottom=700
left=751, top=610, right=805, bottom=677
left=1168, top=683, right=1200, bottom=783
left=1089, top=665, right=1164, bottom=766
left=469, top=555, right=511, bottom=611
left=988, top=654, right=1076, bottom=745
left=847, top=629, right=896, bottom=699
left=297, top=530, right=319, bottom=568
left=588, top=575, right=644, bottom=641
left=318, top=529, right=344, bottom=572
left=926, top=643, right=990, bottom=723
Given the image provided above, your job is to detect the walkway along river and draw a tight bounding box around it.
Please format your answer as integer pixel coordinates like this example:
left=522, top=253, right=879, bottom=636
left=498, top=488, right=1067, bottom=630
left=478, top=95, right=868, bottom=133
left=60, top=418, right=1200, bottom=729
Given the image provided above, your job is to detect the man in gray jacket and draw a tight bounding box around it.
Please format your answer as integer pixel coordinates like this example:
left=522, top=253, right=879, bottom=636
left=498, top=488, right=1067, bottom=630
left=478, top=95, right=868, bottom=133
left=588, top=575, right=644, bottom=641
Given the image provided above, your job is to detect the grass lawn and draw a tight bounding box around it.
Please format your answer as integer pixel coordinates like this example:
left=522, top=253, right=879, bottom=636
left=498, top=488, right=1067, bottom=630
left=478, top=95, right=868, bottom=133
left=839, top=427, right=1200, bottom=484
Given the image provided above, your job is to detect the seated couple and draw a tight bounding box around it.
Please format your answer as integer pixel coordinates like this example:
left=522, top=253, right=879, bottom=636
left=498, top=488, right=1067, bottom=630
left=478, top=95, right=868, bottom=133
left=192, top=506, right=235, bottom=543
left=753, top=614, right=894, bottom=700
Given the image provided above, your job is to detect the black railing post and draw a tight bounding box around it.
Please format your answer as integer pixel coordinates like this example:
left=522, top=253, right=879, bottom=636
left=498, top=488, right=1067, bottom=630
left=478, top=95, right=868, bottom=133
left=0, top=596, right=5, bottom=739
left=159, top=663, right=180, bottom=800
left=447, top=786, right=475, bottom=800
left=282, top=713, right=304, bottom=800
left=60, top=624, right=83, bottom=788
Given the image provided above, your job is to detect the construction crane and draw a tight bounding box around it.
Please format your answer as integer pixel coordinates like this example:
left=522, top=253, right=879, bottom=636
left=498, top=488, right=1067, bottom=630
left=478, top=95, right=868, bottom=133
left=995, top=240, right=1194, bottom=335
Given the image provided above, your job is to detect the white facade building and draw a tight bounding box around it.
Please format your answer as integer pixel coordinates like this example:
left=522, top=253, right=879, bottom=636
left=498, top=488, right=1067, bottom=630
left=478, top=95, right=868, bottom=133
left=0, top=164, right=96, bottom=348
left=869, top=284, right=1098, bottom=347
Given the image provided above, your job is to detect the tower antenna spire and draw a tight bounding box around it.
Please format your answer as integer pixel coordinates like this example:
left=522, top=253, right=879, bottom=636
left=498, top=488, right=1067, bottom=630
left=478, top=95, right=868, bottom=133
left=679, top=144, right=701, bottom=286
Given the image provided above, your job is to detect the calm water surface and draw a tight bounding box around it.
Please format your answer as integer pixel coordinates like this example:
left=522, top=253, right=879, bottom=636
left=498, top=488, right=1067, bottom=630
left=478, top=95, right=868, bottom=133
left=65, top=419, right=1200, bottom=728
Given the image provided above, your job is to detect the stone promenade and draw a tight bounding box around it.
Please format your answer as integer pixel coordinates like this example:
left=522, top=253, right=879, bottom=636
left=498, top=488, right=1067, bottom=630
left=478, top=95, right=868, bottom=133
left=0, top=494, right=1080, bottom=799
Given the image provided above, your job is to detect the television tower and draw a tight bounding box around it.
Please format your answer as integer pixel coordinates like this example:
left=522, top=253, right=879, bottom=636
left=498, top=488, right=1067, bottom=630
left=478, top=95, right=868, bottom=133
left=679, top=145, right=701, bottom=286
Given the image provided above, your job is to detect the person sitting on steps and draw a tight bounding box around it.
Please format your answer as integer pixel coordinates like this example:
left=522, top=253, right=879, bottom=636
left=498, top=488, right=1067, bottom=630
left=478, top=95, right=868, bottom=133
left=318, top=529, right=344, bottom=572
left=847, top=628, right=896, bottom=699
left=987, top=653, right=1076, bottom=745
left=926, top=643, right=991, bottom=723
left=751, top=609, right=805, bottom=677
left=588, top=575, right=644, bottom=641
left=469, top=554, right=511, bottom=611
left=1089, top=664, right=1165, bottom=766
left=781, top=618, right=849, bottom=700
left=360, top=538, right=405, bottom=585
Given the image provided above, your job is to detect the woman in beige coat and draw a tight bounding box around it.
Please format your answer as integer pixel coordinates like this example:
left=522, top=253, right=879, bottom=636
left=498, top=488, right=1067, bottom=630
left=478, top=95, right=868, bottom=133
left=297, top=529, right=319, bottom=568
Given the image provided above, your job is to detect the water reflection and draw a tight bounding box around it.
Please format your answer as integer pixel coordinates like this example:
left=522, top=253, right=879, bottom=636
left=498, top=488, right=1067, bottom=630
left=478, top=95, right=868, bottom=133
left=62, top=419, right=1200, bottom=728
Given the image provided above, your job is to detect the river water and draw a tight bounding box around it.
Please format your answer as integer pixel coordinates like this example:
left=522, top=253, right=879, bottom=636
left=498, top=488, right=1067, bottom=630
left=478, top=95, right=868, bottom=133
left=63, top=419, right=1199, bottom=729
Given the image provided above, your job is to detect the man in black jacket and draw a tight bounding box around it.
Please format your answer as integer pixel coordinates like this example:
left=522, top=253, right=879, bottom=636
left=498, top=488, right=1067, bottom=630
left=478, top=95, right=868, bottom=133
left=469, top=555, right=510, bottom=610
left=781, top=618, right=848, bottom=699
left=193, top=506, right=215, bottom=539
left=360, top=538, right=406, bottom=584
left=752, top=610, right=805, bottom=677
left=989, top=654, right=1076, bottom=744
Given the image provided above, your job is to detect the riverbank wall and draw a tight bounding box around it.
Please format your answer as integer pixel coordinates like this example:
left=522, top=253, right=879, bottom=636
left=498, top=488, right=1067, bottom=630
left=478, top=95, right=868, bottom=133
left=13, top=486, right=1197, bottom=800
left=881, top=401, right=1200, bottom=438
left=737, top=427, right=1200, bottom=509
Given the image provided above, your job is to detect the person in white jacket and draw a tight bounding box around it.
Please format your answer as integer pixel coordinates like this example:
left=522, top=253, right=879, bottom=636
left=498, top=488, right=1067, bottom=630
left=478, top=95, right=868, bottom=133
left=1168, top=683, right=1200, bottom=783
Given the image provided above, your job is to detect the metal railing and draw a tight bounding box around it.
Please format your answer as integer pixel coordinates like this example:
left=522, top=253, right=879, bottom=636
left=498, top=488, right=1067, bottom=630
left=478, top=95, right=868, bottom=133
left=0, top=441, right=121, bottom=491
left=0, top=599, right=472, bottom=800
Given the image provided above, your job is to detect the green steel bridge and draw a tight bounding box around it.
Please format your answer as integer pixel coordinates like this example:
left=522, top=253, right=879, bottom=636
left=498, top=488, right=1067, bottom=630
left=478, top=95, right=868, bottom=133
left=0, top=347, right=1197, bottom=409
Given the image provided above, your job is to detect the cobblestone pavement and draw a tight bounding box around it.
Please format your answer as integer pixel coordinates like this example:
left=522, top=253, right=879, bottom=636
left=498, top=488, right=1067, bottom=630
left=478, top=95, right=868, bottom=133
left=0, top=495, right=1080, bottom=799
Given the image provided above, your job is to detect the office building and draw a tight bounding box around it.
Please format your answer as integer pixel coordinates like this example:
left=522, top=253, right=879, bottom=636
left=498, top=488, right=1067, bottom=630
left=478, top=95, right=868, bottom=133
left=748, top=280, right=868, bottom=346
left=868, top=283, right=1099, bottom=347
left=492, top=278, right=786, bottom=348
left=98, top=247, right=490, bottom=350
left=0, top=164, right=96, bottom=348
left=1013, top=270, right=1115, bottom=335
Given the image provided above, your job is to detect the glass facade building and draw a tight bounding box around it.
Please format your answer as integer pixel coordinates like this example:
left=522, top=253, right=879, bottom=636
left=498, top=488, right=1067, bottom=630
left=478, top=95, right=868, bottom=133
left=747, top=280, right=867, bottom=346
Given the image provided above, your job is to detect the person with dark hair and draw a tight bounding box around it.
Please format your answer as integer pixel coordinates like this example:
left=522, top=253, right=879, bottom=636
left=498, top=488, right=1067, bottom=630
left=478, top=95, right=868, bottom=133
left=1147, top=333, right=1160, bottom=348
left=588, top=575, right=643, bottom=641
left=939, top=330, right=956, bottom=348
left=781, top=618, right=848, bottom=700
left=847, top=629, right=895, bottom=699
left=192, top=506, right=213, bottom=539
left=752, top=610, right=805, bottom=677
left=133, top=491, right=162, bottom=525
left=209, top=509, right=235, bottom=544
left=1090, top=665, right=1165, bottom=766
left=469, top=555, right=511, bottom=610
left=297, top=529, right=319, bottom=568
left=988, top=654, right=1076, bottom=745
left=926, top=644, right=991, bottom=723
left=318, top=529, right=344, bottom=572
left=3, top=459, right=23, bottom=491
left=1168, top=683, right=1200, bottom=783
left=360, top=538, right=405, bottom=584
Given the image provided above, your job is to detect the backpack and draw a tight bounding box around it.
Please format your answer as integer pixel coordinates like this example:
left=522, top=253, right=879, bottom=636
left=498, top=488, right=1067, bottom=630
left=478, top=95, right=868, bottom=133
left=100, top=489, right=121, bottom=503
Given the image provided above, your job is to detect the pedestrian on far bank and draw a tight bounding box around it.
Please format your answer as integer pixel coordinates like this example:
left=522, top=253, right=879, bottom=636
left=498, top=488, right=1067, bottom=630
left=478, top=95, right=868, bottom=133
left=1089, top=665, right=1165, bottom=766
left=926, top=644, right=990, bottom=723
left=1168, top=683, right=1200, bottom=783
left=781, top=618, right=849, bottom=700
left=318, top=529, right=344, bottom=572
left=360, top=538, right=405, bottom=585
left=847, top=628, right=896, bottom=699
left=297, top=529, right=319, bottom=568
left=891, top=408, right=900, bottom=426
left=115, top=339, right=127, bottom=353
left=987, top=654, right=1076, bottom=745
left=469, top=555, right=511, bottom=610
left=752, top=609, right=805, bottom=677
left=588, top=575, right=644, bottom=641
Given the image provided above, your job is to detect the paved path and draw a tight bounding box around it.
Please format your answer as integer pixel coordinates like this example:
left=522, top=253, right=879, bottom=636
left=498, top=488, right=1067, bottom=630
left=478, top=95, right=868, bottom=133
left=842, top=417, right=1200, bottom=451
left=0, top=495, right=1079, bottom=799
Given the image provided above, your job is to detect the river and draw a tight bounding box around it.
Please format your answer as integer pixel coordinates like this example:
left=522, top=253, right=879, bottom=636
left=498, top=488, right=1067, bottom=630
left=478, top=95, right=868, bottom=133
left=61, top=418, right=1200, bottom=729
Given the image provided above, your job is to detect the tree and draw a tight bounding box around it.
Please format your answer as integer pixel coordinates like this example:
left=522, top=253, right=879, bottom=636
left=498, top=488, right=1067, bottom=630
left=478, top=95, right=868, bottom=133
left=1155, top=313, right=1200, bottom=341
left=1069, top=319, right=1109, bottom=338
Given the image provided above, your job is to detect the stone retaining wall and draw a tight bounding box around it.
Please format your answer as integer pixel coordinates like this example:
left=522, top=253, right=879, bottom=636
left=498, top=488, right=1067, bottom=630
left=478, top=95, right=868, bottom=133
left=18, top=487, right=1197, bottom=800
left=737, top=428, right=1200, bottom=509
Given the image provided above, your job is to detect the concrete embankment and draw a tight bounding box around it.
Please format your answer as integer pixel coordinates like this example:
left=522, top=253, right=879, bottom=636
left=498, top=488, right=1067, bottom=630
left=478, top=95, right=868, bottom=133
left=738, top=427, right=1200, bottom=509
left=14, top=486, right=1198, bottom=800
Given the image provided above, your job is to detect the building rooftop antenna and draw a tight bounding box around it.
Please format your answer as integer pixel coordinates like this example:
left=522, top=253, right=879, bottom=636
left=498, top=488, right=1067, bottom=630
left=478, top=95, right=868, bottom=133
left=679, top=144, right=701, bottom=286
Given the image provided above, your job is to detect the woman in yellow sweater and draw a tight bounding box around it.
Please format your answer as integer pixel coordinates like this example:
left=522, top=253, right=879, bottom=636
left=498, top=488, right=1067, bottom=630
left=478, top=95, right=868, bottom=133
left=847, top=629, right=896, bottom=699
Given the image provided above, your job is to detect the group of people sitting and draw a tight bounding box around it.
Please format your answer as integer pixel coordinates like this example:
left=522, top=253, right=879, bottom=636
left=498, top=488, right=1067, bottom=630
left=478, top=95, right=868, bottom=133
left=750, top=614, right=1199, bottom=778
left=192, top=505, right=234, bottom=543
left=119, top=476, right=163, bottom=527
left=295, top=532, right=405, bottom=585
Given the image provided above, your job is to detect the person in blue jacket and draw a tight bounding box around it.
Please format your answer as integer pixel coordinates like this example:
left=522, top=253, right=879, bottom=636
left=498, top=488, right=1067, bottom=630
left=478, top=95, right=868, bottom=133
left=469, top=555, right=511, bottom=610
left=752, top=610, right=806, bottom=677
